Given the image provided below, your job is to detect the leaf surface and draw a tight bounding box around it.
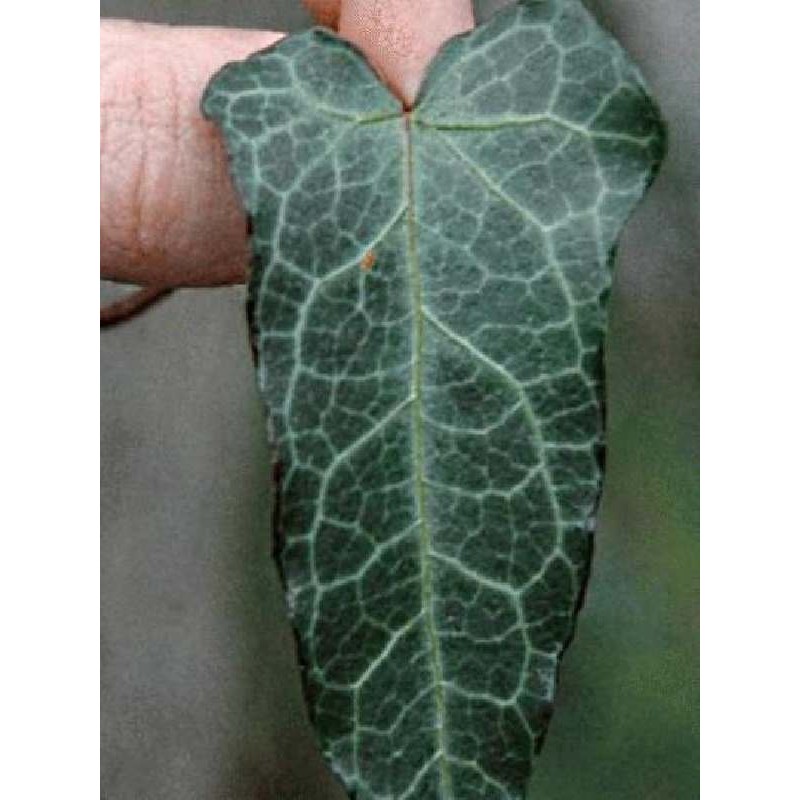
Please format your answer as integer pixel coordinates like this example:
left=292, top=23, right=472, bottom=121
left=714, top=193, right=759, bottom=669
left=203, top=2, right=664, bottom=797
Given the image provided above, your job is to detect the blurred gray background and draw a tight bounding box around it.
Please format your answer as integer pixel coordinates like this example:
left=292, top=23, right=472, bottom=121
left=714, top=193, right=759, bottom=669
left=100, top=1, right=699, bottom=798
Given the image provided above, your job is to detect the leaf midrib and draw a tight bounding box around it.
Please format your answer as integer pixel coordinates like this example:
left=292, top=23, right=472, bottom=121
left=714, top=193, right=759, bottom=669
left=403, top=112, right=454, bottom=799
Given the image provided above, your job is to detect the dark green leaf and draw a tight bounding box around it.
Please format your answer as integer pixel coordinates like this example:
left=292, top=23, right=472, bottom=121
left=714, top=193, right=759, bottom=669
left=203, top=1, right=664, bottom=797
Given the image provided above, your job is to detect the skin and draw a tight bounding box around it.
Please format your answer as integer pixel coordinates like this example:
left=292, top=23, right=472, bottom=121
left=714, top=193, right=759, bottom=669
left=100, top=0, right=474, bottom=289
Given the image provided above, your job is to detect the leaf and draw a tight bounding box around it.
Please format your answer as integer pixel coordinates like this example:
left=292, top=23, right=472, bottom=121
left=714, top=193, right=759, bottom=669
left=202, top=1, right=665, bottom=797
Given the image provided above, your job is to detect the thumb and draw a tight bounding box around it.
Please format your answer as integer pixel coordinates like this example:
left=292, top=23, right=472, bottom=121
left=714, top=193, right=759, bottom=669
left=338, top=0, right=475, bottom=107
left=101, top=21, right=282, bottom=287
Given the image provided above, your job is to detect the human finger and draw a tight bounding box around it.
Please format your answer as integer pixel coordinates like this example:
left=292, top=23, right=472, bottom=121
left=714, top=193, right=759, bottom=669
left=101, top=20, right=282, bottom=287
left=338, top=0, right=474, bottom=107
left=302, top=0, right=341, bottom=28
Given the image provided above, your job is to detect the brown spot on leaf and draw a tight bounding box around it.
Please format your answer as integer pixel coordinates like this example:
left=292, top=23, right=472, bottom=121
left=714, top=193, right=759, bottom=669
left=360, top=250, right=376, bottom=271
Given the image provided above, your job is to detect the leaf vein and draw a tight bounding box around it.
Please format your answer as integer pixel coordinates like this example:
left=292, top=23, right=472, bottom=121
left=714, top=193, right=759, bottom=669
left=422, top=308, right=565, bottom=536
left=405, top=116, right=454, bottom=798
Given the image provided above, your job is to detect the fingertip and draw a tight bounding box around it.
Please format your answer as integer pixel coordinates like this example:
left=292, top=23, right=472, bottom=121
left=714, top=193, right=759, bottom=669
left=303, top=0, right=341, bottom=29
left=338, top=0, right=474, bottom=106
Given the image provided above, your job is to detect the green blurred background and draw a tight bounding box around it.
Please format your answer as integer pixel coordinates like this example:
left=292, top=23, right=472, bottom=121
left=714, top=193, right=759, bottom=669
left=100, top=2, right=698, bottom=798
